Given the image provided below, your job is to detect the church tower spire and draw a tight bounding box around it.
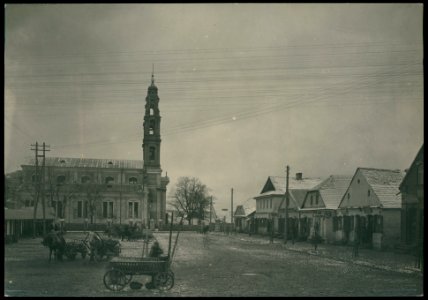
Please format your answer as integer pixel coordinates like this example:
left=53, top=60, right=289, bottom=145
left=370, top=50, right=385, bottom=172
left=143, top=68, right=162, bottom=170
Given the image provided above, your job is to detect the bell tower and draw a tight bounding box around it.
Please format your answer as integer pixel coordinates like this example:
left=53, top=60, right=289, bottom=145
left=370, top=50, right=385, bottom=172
left=143, top=68, right=162, bottom=170
left=142, top=66, right=169, bottom=229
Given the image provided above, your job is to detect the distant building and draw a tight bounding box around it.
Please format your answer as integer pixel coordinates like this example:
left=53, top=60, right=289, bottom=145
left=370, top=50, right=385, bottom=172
left=337, top=168, right=405, bottom=250
left=234, top=198, right=256, bottom=233
left=300, top=175, right=352, bottom=243
left=254, top=173, right=323, bottom=237
left=13, top=74, right=169, bottom=230
left=5, top=206, right=54, bottom=242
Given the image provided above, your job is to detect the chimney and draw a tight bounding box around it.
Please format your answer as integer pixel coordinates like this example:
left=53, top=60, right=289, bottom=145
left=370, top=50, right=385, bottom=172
left=296, top=173, right=303, bottom=180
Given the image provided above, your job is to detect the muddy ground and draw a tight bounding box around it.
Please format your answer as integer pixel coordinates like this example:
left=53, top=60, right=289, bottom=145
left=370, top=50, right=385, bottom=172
left=4, top=231, right=423, bottom=296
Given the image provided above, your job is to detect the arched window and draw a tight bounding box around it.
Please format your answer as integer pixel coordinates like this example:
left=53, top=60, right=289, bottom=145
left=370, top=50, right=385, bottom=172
left=81, top=176, right=91, bottom=184
left=129, top=177, right=138, bottom=184
left=150, top=108, right=154, bottom=116
left=149, top=147, right=156, bottom=161
left=105, top=176, right=114, bottom=186
left=57, top=175, right=66, bottom=185
left=149, top=120, right=155, bottom=135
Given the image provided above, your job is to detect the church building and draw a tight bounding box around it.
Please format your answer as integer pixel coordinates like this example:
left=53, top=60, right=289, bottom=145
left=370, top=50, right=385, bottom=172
left=13, top=72, right=169, bottom=232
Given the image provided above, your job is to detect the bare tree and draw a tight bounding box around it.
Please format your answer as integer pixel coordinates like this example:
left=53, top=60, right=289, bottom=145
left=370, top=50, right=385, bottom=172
left=83, top=183, right=103, bottom=225
left=46, top=168, right=78, bottom=221
left=170, top=177, right=211, bottom=225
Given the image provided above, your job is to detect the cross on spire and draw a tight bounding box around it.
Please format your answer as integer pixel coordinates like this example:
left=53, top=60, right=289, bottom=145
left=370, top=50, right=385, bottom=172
left=151, top=63, right=155, bottom=85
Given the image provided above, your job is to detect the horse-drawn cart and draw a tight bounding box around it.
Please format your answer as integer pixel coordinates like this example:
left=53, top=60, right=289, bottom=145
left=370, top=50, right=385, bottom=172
left=103, top=256, right=174, bottom=291
left=103, top=214, right=181, bottom=292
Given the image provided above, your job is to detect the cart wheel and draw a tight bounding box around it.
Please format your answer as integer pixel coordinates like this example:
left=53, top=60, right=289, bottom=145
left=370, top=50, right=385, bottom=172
left=103, top=269, right=127, bottom=291
left=94, top=250, right=105, bottom=262
left=65, top=248, right=77, bottom=261
left=154, top=271, right=174, bottom=291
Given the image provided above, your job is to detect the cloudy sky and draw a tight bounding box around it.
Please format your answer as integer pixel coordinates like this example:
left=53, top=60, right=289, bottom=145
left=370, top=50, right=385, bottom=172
left=4, top=4, right=423, bottom=220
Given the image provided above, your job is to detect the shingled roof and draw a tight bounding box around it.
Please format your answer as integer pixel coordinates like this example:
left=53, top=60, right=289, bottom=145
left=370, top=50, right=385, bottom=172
left=310, top=175, right=353, bottom=209
left=22, top=157, right=144, bottom=169
left=261, top=176, right=323, bottom=195
left=234, top=198, right=256, bottom=217
left=258, top=175, right=324, bottom=208
left=359, top=168, right=405, bottom=208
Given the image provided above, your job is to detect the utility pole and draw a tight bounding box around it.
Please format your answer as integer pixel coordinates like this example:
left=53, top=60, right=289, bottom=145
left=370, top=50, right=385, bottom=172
left=231, top=188, right=234, bottom=232
left=209, top=196, right=213, bottom=224
left=41, top=142, right=50, bottom=236
left=31, top=142, right=39, bottom=238
left=30, top=142, right=50, bottom=237
left=284, top=165, right=290, bottom=244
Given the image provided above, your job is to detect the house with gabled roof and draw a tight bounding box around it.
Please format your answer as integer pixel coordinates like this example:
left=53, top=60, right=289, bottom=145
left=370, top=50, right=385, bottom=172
left=399, top=144, right=423, bottom=250
left=254, top=172, right=323, bottom=237
left=234, top=198, right=256, bottom=233
left=337, top=167, right=405, bottom=250
left=300, top=175, right=352, bottom=243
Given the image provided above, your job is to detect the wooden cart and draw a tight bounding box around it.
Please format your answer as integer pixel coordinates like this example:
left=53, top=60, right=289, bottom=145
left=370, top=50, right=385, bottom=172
left=103, top=256, right=174, bottom=291
left=103, top=213, right=181, bottom=291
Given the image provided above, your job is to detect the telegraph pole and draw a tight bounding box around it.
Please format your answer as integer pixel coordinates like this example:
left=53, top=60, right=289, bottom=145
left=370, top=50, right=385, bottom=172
left=41, top=142, right=50, bottom=235
left=284, top=165, right=290, bottom=244
left=231, top=188, right=234, bottom=232
left=31, top=142, right=39, bottom=238
left=209, top=196, right=213, bottom=224
left=30, top=142, right=50, bottom=237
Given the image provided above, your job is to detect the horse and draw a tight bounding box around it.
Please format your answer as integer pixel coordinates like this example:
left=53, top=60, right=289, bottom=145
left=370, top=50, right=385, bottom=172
left=42, top=231, right=66, bottom=262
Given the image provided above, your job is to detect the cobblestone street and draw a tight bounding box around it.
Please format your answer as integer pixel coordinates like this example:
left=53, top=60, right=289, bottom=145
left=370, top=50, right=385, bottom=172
left=4, top=231, right=423, bottom=297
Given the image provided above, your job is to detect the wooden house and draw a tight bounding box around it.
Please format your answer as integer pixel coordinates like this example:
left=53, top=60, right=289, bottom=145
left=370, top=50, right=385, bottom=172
left=337, top=168, right=405, bottom=250
left=399, top=144, right=424, bottom=250
left=234, top=198, right=256, bottom=233
left=300, top=175, right=352, bottom=243
left=254, top=173, right=323, bottom=237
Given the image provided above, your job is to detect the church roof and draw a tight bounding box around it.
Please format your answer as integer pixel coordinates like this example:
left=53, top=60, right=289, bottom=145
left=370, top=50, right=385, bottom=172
left=22, top=157, right=144, bottom=170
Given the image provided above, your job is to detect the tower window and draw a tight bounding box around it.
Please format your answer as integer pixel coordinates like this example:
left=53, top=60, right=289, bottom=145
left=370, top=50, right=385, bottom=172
left=149, top=120, right=155, bottom=135
left=150, top=108, right=154, bottom=116
left=149, top=147, right=156, bottom=161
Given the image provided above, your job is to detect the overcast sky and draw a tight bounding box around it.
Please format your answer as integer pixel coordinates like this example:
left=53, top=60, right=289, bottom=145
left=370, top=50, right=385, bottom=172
left=4, top=4, right=423, bottom=220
